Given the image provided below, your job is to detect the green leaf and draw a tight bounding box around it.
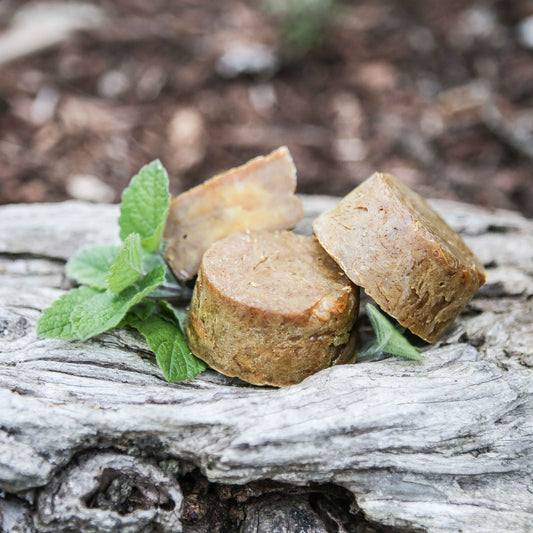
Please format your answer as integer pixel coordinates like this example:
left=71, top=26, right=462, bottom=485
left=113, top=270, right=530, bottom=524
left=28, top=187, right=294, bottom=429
left=158, top=300, right=188, bottom=333
left=106, top=233, right=143, bottom=293
left=36, top=286, right=100, bottom=339
left=118, top=160, right=170, bottom=251
left=142, top=249, right=166, bottom=273
left=70, top=265, right=166, bottom=341
left=140, top=253, right=193, bottom=301
left=130, top=314, right=206, bottom=381
left=364, top=304, right=424, bottom=361
left=116, top=300, right=157, bottom=329
left=66, top=244, right=121, bottom=289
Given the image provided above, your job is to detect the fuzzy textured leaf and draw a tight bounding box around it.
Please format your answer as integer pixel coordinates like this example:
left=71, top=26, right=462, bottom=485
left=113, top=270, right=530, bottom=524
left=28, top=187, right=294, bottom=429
left=36, top=286, right=100, bottom=339
left=116, top=300, right=157, bottom=329
left=118, top=160, right=170, bottom=251
left=365, top=304, right=424, bottom=361
left=130, top=313, right=206, bottom=381
left=70, top=265, right=166, bottom=340
left=65, top=244, right=121, bottom=289
left=142, top=249, right=166, bottom=273
left=106, top=233, right=143, bottom=293
left=158, top=300, right=188, bottom=333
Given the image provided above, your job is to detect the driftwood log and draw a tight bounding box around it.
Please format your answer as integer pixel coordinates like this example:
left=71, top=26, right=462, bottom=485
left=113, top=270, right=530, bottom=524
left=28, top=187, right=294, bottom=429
left=0, top=196, right=532, bottom=533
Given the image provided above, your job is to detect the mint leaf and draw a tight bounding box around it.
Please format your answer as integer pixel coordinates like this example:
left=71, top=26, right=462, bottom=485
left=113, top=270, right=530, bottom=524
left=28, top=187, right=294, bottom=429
left=66, top=244, right=121, bottom=289
left=158, top=300, right=188, bottom=332
left=118, top=160, right=170, bottom=251
left=140, top=253, right=193, bottom=301
left=142, top=249, right=166, bottom=273
left=130, top=314, right=206, bottom=381
left=128, top=300, right=157, bottom=321
left=36, top=286, right=100, bottom=339
left=117, top=300, right=157, bottom=329
left=71, top=265, right=166, bottom=340
left=106, top=233, right=143, bottom=293
left=364, top=304, right=424, bottom=361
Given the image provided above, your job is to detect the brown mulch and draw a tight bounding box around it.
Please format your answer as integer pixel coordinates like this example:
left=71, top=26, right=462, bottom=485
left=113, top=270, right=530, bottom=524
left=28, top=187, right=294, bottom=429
left=1, top=0, right=532, bottom=217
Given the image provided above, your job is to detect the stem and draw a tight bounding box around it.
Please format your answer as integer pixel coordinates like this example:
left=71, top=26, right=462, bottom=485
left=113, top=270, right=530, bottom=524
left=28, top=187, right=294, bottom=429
left=146, top=293, right=191, bottom=303
left=146, top=280, right=192, bottom=303
left=146, top=295, right=191, bottom=303
left=159, top=282, right=192, bottom=294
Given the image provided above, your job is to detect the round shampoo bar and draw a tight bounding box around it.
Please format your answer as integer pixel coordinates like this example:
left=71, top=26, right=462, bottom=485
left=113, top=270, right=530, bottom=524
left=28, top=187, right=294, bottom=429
left=186, top=230, right=359, bottom=386
left=313, top=172, right=486, bottom=343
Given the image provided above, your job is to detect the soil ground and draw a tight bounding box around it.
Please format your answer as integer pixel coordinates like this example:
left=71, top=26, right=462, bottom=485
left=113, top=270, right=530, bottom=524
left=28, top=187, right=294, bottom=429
left=1, top=3, right=532, bottom=531
left=0, top=0, right=532, bottom=218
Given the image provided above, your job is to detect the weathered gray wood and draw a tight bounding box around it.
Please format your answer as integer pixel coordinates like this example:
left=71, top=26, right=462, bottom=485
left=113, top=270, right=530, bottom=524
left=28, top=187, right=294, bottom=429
left=1, top=197, right=532, bottom=533
left=36, top=453, right=183, bottom=533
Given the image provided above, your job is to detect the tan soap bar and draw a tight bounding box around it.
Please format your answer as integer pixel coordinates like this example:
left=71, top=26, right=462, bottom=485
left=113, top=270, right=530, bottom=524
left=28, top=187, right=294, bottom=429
left=313, top=172, right=486, bottom=343
left=163, top=146, right=304, bottom=281
left=186, top=230, right=359, bottom=387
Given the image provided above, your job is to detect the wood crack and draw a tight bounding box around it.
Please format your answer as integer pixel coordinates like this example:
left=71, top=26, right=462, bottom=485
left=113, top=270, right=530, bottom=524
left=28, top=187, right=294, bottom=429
left=1, top=198, right=532, bottom=533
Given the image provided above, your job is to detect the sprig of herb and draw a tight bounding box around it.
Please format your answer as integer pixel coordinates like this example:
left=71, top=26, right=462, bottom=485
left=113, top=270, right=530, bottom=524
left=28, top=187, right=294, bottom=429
left=36, top=160, right=205, bottom=382
left=359, top=304, right=424, bottom=362
left=37, top=159, right=423, bottom=384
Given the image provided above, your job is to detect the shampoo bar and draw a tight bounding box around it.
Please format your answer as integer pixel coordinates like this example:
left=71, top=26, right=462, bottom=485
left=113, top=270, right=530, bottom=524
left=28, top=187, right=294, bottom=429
left=186, top=230, right=359, bottom=386
left=313, top=172, right=486, bottom=342
left=164, top=147, right=303, bottom=280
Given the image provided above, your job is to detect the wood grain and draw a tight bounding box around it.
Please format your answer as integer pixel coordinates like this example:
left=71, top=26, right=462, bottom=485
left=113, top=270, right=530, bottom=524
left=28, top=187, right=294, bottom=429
left=1, top=198, right=532, bottom=532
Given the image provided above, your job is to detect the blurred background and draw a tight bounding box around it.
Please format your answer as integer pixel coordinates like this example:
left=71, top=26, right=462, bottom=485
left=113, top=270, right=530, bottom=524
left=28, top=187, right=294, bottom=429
left=0, top=0, right=532, bottom=217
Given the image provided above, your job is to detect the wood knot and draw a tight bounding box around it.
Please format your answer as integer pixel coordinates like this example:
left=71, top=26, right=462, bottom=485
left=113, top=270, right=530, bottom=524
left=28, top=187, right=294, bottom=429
left=36, top=452, right=183, bottom=533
